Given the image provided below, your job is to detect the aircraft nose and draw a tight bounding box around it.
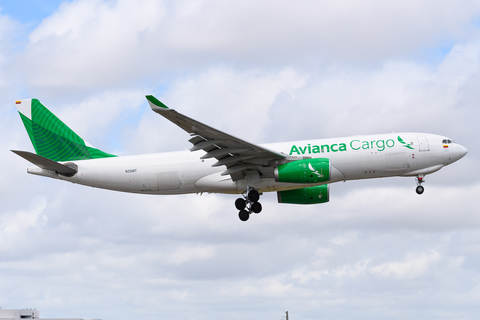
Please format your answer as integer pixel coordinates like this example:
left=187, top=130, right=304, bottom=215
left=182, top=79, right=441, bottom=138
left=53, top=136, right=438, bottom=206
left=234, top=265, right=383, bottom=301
left=454, top=144, right=468, bottom=161
left=459, top=144, right=468, bottom=158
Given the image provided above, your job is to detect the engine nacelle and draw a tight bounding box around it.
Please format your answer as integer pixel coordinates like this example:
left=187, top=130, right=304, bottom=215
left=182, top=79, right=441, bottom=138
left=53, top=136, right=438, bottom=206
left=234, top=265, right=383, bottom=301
left=277, top=185, right=329, bottom=204
left=274, top=158, right=330, bottom=183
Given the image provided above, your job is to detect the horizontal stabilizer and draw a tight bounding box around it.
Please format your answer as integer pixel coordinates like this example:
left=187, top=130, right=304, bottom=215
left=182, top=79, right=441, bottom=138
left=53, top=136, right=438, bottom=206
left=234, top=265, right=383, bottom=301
left=12, top=150, right=77, bottom=176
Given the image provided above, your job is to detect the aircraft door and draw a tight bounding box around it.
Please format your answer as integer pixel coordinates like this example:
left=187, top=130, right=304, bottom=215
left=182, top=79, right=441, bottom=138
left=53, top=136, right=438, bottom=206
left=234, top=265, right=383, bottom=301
left=417, top=136, right=430, bottom=151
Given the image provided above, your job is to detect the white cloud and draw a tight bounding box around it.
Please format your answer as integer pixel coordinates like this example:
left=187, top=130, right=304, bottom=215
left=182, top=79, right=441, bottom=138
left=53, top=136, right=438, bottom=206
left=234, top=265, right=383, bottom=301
left=331, top=232, right=358, bottom=246
left=14, top=0, right=480, bottom=93
left=236, top=276, right=293, bottom=297
left=123, top=66, right=308, bottom=153
left=369, top=251, right=440, bottom=279
left=22, top=0, right=165, bottom=90
left=0, top=13, right=19, bottom=99
left=55, top=89, right=147, bottom=152
left=0, top=197, right=47, bottom=252
left=167, top=245, right=215, bottom=265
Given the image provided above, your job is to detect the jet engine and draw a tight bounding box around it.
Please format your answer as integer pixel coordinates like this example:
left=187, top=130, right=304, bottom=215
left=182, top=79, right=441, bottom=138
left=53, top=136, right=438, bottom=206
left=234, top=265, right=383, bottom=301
left=277, top=185, right=329, bottom=204
left=274, top=158, right=330, bottom=183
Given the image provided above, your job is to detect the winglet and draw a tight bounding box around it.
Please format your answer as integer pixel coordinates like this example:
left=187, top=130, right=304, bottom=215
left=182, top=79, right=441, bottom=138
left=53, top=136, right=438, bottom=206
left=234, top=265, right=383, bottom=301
left=146, top=95, right=169, bottom=110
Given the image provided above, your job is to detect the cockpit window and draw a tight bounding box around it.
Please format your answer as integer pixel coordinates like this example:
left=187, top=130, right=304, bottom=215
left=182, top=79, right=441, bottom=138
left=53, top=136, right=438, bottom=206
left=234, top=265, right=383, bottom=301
left=442, top=139, right=453, bottom=144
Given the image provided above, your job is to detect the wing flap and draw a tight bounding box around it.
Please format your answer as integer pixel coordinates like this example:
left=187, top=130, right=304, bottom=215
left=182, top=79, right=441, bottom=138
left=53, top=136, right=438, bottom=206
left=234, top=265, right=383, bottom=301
left=221, top=164, right=249, bottom=176
left=189, top=140, right=221, bottom=152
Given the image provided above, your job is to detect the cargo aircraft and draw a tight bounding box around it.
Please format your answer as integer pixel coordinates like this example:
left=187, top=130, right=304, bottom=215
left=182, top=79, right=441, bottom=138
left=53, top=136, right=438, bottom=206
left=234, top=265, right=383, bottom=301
left=13, top=96, right=468, bottom=221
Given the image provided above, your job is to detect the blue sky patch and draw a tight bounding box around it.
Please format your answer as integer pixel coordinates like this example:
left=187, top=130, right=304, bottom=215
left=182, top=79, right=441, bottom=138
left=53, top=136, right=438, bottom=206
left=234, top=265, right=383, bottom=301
left=0, top=0, right=65, bottom=24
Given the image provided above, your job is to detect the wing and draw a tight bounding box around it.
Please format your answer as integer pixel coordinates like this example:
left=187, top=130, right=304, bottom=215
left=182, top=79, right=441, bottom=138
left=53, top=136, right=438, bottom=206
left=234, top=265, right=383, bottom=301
left=146, top=95, right=287, bottom=181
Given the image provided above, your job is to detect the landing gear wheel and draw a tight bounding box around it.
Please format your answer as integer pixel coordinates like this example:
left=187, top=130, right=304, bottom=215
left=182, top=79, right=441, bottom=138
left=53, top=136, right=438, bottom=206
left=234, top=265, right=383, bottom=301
left=416, top=185, right=424, bottom=195
left=247, top=189, right=260, bottom=202
left=251, top=202, right=262, bottom=214
left=238, top=210, right=250, bottom=221
left=235, top=198, right=246, bottom=210
left=236, top=187, right=261, bottom=221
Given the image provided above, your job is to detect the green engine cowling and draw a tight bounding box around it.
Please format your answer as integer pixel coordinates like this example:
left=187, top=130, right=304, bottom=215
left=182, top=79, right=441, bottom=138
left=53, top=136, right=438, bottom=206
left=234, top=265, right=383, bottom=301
left=277, top=185, right=329, bottom=204
left=274, top=158, right=330, bottom=183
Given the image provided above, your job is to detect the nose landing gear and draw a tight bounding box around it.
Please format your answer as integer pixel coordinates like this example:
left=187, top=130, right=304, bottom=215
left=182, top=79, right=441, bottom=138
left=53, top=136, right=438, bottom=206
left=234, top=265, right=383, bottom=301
left=416, top=174, right=425, bottom=195
left=236, top=188, right=262, bottom=221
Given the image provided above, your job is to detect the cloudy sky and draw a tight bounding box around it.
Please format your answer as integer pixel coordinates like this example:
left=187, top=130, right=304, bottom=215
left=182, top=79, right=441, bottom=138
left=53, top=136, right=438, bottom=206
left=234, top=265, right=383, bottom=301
left=1, top=1, right=480, bottom=319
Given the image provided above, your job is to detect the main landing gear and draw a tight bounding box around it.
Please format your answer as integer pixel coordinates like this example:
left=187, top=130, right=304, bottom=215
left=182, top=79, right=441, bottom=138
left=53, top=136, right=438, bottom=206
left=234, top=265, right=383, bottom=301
left=235, top=188, right=262, bottom=221
left=416, top=174, right=425, bottom=195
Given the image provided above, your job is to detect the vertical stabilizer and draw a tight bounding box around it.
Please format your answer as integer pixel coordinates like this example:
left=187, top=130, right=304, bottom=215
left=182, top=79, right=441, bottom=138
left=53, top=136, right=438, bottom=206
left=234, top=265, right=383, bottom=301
left=15, top=99, right=116, bottom=161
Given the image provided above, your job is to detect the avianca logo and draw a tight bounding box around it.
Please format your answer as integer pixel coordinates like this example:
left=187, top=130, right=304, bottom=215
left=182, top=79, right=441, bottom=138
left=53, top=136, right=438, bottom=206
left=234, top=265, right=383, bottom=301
left=398, top=136, right=414, bottom=149
left=308, top=163, right=324, bottom=178
left=289, top=135, right=412, bottom=155
left=290, top=143, right=347, bottom=155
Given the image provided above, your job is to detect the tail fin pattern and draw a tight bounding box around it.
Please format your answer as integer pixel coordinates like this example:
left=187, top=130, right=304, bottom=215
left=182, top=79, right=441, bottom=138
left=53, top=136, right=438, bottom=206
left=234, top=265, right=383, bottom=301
left=16, top=99, right=116, bottom=162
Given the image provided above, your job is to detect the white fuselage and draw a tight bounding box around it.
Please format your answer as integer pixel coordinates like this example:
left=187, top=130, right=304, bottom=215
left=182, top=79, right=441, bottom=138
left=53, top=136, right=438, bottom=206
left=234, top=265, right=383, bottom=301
left=26, top=133, right=467, bottom=195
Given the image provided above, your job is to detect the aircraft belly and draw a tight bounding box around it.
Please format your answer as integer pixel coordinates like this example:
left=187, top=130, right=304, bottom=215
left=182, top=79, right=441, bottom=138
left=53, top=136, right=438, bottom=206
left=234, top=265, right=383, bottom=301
left=195, top=171, right=239, bottom=193
left=195, top=173, right=338, bottom=195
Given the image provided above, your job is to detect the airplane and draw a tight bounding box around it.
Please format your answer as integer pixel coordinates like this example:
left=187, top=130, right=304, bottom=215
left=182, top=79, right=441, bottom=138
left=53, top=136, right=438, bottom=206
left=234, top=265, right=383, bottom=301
left=12, top=96, right=468, bottom=221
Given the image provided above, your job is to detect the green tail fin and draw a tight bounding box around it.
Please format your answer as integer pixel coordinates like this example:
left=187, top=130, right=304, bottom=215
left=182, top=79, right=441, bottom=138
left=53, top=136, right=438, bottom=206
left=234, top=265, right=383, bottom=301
left=16, top=99, right=116, bottom=162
